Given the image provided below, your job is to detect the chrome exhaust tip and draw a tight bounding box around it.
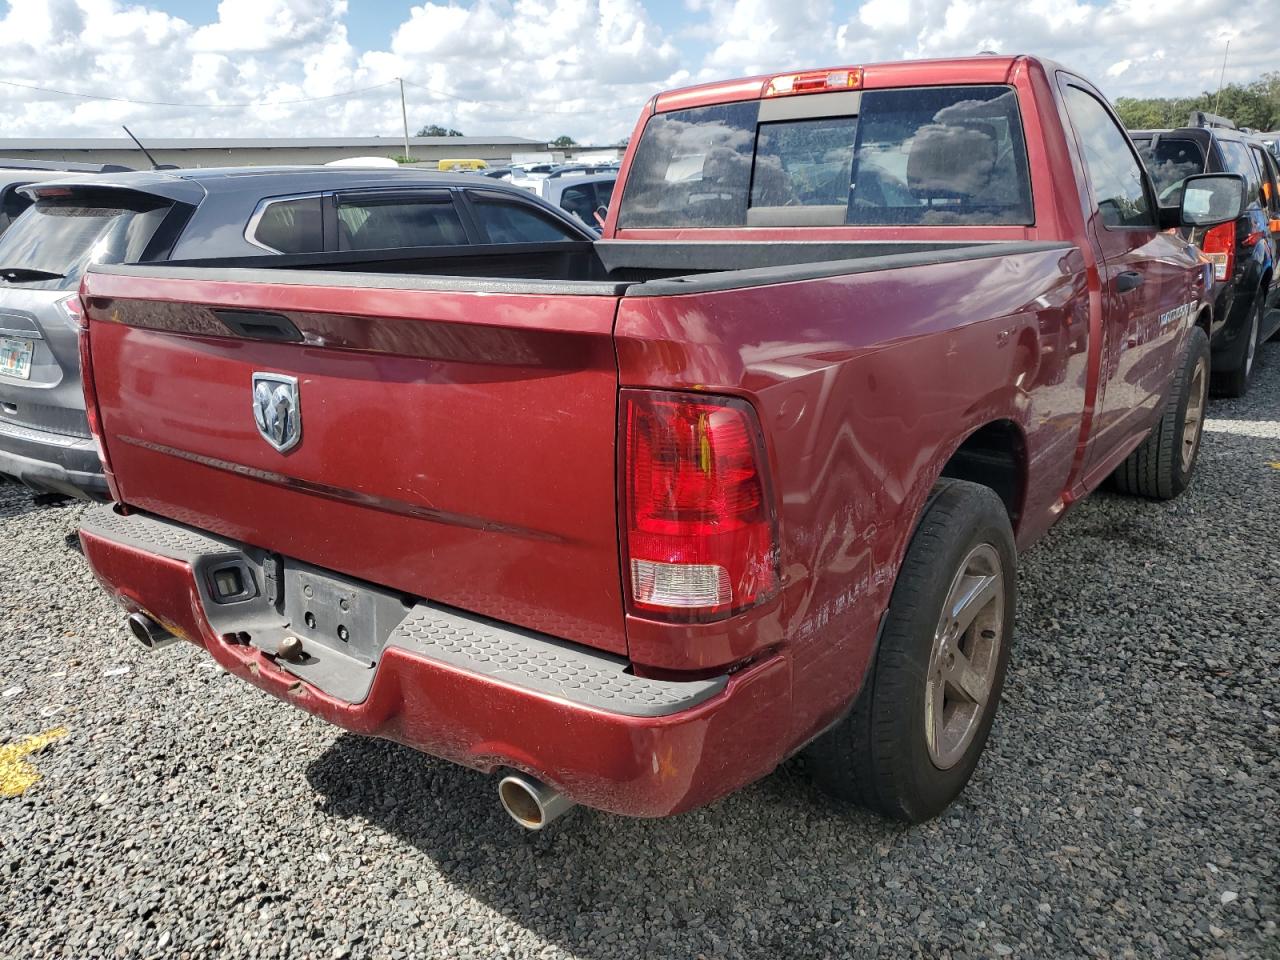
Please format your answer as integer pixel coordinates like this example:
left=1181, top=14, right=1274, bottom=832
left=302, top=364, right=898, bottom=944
left=498, top=773, right=575, bottom=830
left=127, top=612, right=179, bottom=650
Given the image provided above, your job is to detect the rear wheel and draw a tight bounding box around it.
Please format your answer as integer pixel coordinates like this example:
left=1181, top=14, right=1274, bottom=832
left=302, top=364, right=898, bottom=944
left=806, top=480, right=1015, bottom=823
left=1112, top=325, right=1210, bottom=500
left=1213, top=294, right=1261, bottom=398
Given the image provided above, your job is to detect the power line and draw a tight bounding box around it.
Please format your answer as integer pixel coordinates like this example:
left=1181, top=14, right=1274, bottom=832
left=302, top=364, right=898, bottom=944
left=0, top=77, right=400, bottom=108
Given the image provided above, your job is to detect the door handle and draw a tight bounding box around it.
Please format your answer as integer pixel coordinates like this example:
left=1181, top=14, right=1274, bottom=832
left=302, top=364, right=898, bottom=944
left=1115, top=271, right=1144, bottom=293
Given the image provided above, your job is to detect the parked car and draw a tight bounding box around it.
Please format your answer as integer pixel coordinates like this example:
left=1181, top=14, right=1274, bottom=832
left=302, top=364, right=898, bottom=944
left=0, top=166, right=594, bottom=500
left=1132, top=113, right=1278, bottom=395
left=75, top=55, right=1240, bottom=830
left=539, top=172, right=617, bottom=230
left=0, top=160, right=132, bottom=236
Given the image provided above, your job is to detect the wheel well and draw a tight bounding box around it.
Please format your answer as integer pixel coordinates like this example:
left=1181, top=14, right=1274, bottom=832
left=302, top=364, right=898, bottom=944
left=1196, top=306, right=1211, bottom=336
left=938, top=420, right=1026, bottom=529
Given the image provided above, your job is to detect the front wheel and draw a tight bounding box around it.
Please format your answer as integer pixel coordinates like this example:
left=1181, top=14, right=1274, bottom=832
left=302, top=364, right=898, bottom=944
left=1112, top=325, right=1210, bottom=500
left=806, top=480, right=1016, bottom=822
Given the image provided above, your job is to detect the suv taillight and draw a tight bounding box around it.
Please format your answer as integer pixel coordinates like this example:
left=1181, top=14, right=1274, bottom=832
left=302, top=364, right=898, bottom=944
left=621, top=389, right=779, bottom=621
left=1201, top=222, right=1235, bottom=282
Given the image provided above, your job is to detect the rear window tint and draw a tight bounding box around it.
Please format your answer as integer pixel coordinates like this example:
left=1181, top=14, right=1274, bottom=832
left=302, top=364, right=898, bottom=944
left=251, top=195, right=324, bottom=253
left=337, top=196, right=467, bottom=249
left=619, top=85, right=1033, bottom=228
left=0, top=198, right=170, bottom=290
left=1134, top=137, right=1205, bottom=202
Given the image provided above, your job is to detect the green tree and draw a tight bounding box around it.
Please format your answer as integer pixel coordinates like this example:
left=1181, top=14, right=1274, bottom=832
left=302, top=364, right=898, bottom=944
left=551, top=135, right=576, bottom=147
left=416, top=124, right=464, bottom=137
left=1115, top=71, right=1280, bottom=131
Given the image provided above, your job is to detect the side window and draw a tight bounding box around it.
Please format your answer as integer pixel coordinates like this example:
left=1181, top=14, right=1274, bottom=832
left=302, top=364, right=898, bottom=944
left=1, top=185, right=34, bottom=229
left=1219, top=140, right=1261, bottom=202
left=1248, top=146, right=1277, bottom=211
left=558, top=184, right=597, bottom=225
left=1061, top=85, right=1153, bottom=228
left=469, top=198, right=582, bottom=243
left=1259, top=148, right=1280, bottom=213
left=335, top=194, right=467, bottom=250
left=250, top=195, right=324, bottom=253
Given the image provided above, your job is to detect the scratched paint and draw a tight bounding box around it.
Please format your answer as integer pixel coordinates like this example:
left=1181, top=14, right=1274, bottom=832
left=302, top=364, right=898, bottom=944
left=0, top=727, right=68, bottom=798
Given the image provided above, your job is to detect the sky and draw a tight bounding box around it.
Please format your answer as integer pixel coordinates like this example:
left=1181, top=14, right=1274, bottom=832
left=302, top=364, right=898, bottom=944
left=0, top=0, right=1274, bottom=144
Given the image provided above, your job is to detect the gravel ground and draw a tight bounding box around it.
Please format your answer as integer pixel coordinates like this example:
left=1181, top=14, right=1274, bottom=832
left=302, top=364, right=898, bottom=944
left=1, top=344, right=1277, bottom=960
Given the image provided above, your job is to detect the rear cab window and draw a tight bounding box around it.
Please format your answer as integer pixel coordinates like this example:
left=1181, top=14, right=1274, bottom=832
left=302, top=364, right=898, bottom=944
left=0, top=191, right=172, bottom=291
left=618, top=85, right=1034, bottom=228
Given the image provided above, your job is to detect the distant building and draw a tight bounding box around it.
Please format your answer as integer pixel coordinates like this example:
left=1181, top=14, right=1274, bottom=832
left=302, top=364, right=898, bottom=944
left=0, top=136, right=549, bottom=170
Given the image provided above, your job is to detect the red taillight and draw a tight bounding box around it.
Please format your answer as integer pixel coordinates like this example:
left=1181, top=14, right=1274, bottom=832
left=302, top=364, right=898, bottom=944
left=764, top=68, right=862, bottom=98
left=622, top=390, right=779, bottom=621
left=1201, top=222, right=1235, bottom=282
left=75, top=295, right=121, bottom=501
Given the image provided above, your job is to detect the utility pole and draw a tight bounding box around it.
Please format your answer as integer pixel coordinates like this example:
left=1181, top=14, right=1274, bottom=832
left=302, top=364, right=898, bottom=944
left=398, top=77, right=411, bottom=163
left=1213, top=40, right=1230, bottom=116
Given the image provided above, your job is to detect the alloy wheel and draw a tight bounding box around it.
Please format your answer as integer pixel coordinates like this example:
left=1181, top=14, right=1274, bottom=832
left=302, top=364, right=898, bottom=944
left=924, top=543, right=1004, bottom=770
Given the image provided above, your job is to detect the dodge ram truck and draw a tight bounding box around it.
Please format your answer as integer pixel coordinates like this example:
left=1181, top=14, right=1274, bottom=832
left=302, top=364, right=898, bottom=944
left=74, top=56, right=1245, bottom=829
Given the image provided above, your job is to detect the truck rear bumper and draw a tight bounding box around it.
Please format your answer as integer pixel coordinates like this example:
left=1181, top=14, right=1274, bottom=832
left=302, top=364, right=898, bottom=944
left=78, top=506, right=792, bottom=818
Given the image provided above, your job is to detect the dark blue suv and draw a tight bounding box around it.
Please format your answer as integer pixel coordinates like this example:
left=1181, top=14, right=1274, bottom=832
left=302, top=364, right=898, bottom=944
left=1133, top=114, right=1280, bottom=397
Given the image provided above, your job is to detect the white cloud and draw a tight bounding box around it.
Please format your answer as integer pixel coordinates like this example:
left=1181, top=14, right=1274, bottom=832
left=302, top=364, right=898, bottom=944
left=0, top=0, right=1274, bottom=145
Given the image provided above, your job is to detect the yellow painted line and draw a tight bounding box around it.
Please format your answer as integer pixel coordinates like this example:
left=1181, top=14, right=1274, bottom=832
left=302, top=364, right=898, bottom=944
left=0, top=727, right=68, bottom=798
left=1267, top=462, right=1280, bottom=470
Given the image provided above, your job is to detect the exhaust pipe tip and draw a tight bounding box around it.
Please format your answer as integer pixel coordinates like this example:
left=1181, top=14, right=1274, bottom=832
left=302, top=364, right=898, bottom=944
left=127, top=612, right=178, bottom=650
left=498, top=773, right=575, bottom=830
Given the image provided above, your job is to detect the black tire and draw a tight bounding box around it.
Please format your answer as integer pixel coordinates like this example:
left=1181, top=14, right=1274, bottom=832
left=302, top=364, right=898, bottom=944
left=1212, top=293, right=1262, bottom=398
left=806, top=479, right=1016, bottom=823
left=1111, top=325, right=1210, bottom=500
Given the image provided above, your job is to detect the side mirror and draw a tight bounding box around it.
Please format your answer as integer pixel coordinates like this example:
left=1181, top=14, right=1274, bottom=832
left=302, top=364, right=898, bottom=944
left=1179, top=173, right=1247, bottom=228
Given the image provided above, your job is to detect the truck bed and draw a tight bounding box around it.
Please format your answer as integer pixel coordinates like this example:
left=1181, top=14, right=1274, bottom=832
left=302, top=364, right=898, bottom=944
left=148, top=238, right=1072, bottom=296
left=80, top=237, right=1076, bottom=667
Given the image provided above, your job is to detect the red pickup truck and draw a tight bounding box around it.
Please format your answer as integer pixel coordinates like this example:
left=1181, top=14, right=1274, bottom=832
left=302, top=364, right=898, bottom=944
left=75, top=56, right=1245, bottom=829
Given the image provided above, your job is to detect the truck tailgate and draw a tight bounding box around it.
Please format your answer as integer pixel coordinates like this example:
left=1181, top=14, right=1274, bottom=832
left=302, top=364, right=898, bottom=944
left=80, top=269, right=627, bottom=654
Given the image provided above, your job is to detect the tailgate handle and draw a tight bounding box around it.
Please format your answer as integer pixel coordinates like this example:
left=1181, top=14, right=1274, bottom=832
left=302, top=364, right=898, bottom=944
left=213, top=309, right=304, bottom=343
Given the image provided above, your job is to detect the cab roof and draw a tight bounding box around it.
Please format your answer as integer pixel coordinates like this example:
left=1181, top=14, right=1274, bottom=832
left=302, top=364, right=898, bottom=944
left=653, top=54, right=1051, bottom=114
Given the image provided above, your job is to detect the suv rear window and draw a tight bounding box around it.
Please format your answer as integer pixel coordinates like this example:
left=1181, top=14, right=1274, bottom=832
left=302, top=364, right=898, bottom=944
left=619, top=85, right=1033, bottom=228
left=1134, top=137, right=1206, bottom=203
left=0, top=195, right=171, bottom=291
